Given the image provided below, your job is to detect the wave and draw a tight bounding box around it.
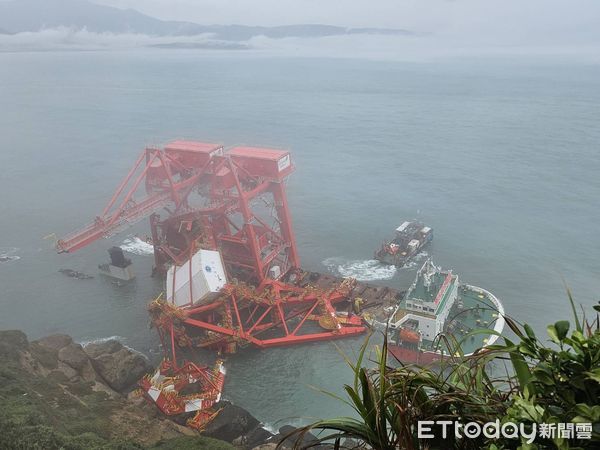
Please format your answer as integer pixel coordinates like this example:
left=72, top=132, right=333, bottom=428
left=0, top=247, right=20, bottom=264
left=263, top=417, right=312, bottom=434
left=322, top=257, right=397, bottom=281
left=79, top=335, right=125, bottom=347
left=79, top=335, right=150, bottom=360
left=120, top=236, right=154, bottom=256
left=400, top=251, right=429, bottom=269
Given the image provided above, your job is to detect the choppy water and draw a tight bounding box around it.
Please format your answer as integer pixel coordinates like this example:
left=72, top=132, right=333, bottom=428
left=1, top=50, right=599, bottom=425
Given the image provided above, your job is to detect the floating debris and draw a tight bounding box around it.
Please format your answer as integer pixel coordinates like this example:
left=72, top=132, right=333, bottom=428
left=59, top=269, right=94, bottom=280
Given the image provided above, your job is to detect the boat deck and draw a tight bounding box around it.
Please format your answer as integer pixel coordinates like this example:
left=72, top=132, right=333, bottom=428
left=421, top=285, right=502, bottom=355
left=289, top=269, right=503, bottom=357
left=401, top=270, right=458, bottom=315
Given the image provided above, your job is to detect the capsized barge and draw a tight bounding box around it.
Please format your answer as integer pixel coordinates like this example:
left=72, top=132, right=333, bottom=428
left=375, top=221, right=433, bottom=267
left=382, top=259, right=505, bottom=364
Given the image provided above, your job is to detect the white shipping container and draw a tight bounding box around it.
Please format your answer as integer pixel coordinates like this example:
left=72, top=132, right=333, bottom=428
left=166, top=249, right=227, bottom=307
left=408, top=239, right=420, bottom=250
left=396, top=221, right=411, bottom=233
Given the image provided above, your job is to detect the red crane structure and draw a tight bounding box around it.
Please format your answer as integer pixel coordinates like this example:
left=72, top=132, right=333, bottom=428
left=57, top=141, right=366, bottom=357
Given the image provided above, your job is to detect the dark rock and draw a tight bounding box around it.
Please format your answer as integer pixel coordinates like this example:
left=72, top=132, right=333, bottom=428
left=278, top=425, right=297, bottom=436
left=34, top=334, right=73, bottom=351
left=251, top=445, right=277, bottom=450
left=29, top=341, right=59, bottom=369
left=87, top=344, right=150, bottom=392
left=0, top=330, right=29, bottom=359
left=59, top=268, right=94, bottom=279
left=203, top=401, right=260, bottom=442
left=84, top=339, right=123, bottom=358
left=271, top=425, right=320, bottom=449
left=57, top=361, right=80, bottom=381
left=58, top=342, right=89, bottom=371
left=30, top=334, right=74, bottom=370
left=235, top=426, right=274, bottom=449
left=343, top=438, right=366, bottom=449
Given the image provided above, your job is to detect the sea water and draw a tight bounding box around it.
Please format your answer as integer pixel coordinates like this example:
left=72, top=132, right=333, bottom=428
left=1, top=50, right=599, bottom=425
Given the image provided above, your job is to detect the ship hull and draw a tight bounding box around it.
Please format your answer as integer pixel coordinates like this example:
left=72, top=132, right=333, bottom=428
left=375, top=231, right=433, bottom=267
left=386, top=280, right=506, bottom=366
left=387, top=344, right=441, bottom=365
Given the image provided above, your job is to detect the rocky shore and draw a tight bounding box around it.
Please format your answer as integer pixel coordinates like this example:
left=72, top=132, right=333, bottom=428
left=0, top=330, right=332, bottom=449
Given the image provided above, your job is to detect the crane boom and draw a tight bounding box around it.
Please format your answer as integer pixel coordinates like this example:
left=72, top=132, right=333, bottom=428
left=56, top=191, right=172, bottom=253
left=55, top=144, right=218, bottom=254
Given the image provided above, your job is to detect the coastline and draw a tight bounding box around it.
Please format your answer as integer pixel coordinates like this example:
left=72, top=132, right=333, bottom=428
left=0, top=329, right=333, bottom=450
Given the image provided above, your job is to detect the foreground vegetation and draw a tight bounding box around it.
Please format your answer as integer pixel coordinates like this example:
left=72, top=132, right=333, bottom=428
left=288, top=296, right=600, bottom=449
left=0, top=331, right=234, bottom=450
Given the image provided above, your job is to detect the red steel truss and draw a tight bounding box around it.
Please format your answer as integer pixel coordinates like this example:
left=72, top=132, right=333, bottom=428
left=149, top=276, right=365, bottom=356
left=58, top=140, right=366, bottom=354
left=138, top=358, right=226, bottom=430
left=57, top=141, right=300, bottom=283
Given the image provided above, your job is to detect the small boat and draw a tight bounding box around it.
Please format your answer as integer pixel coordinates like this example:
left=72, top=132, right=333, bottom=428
left=385, top=259, right=505, bottom=364
left=374, top=221, right=433, bottom=267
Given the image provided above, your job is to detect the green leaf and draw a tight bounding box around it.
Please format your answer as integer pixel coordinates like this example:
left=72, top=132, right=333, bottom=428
left=505, top=338, right=532, bottom=390
left=584, top=368, right=600, bottom=384
left=532, top=368, right=555, bottom=386
left=524, top=323, right=537, bottom=340
left=518, top=343, right=538, bottom=358
left=564, top=284, right=582, bottom=332
left=554, top=320, right=570, bottom=341
left=547, top=325, right=560, bottom=344
left=505, top=316, right=526, bottom=340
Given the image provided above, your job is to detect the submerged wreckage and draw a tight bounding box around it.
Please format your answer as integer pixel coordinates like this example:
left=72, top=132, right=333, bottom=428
left=55, top=141, right=379, bottom=427
left=56, top=140, right=504, bottom=428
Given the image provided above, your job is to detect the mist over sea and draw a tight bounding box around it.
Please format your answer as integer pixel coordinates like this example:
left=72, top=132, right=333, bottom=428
left=1, top=49, right=599, bottom=424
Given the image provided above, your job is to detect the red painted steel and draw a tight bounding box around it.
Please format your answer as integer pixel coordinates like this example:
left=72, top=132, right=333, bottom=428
left=57, top=142, right=299, bottom=282
left=58, top=141, right=366, bottom=354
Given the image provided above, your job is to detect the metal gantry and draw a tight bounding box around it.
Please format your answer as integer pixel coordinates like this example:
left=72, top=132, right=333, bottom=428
left=58, top=141, right=366, bottom=358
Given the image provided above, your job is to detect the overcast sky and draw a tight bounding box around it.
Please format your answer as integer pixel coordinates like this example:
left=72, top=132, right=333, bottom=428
left=91, top=0, right=600, bottom=38
left=2, top=0, right=600, bottom=57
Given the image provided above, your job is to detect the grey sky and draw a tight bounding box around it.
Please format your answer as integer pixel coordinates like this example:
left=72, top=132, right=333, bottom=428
left=1, top=0, right=599, bottom=58
left=92, top=0, right=600, bottom=40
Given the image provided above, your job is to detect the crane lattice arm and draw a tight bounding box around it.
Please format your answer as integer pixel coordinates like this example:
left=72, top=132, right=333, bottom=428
left=56, top=144, right=219, bottom=253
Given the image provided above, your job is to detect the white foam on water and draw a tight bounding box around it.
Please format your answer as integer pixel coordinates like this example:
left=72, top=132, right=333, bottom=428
left=0, top=247, right=21, bottom=263
left=322, top=257, right=397, bottom=281
left=79, top=335, right=125, bottom=347
left=120, top=236, right=154, bottom=256
left=398, top=251, right=429, bottom=270
left=263, top=418, right=311, bottom=434
left=79, top=335, right=150, bottom=360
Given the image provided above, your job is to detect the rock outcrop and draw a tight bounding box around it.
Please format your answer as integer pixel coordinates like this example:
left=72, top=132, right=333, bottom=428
left=204, top=401, right=262, bottom=442
left=0, top=329, right=329, bottom=449
left=83, top=339, right=151, bottom=392
left=0, top=330, right=235, bottom=449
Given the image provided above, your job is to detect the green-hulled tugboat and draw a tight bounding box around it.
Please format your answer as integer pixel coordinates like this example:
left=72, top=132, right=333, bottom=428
left=386, top=259, right=505, bottom=364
